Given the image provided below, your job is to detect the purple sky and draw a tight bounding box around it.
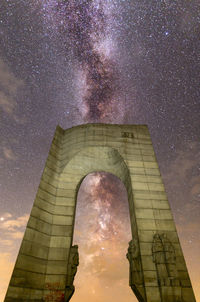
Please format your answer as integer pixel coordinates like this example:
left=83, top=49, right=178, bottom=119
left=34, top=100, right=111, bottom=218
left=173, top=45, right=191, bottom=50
left=0, top=0, right=199, bottom=300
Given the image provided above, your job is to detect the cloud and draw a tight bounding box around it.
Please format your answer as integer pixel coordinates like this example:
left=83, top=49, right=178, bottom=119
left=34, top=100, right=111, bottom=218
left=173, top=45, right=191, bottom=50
left=0, top=214, right=29, bottom=232
left=0, top=239, right=13, bottom=246
left=0, top=91, right=16, bottom=114
left=0, top=253, right=15, bottom=302
left=0, top=213, right=29, bottom=254
left=0, top=213, right=29, bottom=300
left=0, top=58, right=24, bottom=117
left=0, top=213, right=12, bottom=219
left=2, top=147, right=17, bottom=161
left=9, top=231, right=24, bottom=239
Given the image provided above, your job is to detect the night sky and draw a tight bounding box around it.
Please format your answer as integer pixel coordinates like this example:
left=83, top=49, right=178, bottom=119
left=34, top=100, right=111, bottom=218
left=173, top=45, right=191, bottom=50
left=0, top=0, right=200, bottom=301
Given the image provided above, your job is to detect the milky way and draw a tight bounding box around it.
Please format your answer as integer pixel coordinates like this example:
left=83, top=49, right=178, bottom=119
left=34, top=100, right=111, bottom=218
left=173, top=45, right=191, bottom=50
left=40, top=0, right=123, bottom=121
left=73, top=172, right=133, bottom=301
left=57, top=0, right=117, bottom=121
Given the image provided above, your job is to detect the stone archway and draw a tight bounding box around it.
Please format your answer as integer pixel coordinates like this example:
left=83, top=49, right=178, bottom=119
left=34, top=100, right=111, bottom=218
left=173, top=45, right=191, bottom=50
left=58, top=145, right=145, bottom=301
left=5, top=124, right=196, bottom=302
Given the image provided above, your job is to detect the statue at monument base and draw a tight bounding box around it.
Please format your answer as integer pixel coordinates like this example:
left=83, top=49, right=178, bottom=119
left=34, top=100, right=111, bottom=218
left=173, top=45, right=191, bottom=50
left=64, top=245, right=79, bottom=302
left=127, top=239, right=145, bottom=302
left=152, top=233, right=182, bottom=302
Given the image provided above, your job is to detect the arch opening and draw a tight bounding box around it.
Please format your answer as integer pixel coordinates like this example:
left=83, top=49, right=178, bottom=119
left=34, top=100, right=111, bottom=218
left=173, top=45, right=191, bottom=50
left=70, top=171, right=138, bottom=302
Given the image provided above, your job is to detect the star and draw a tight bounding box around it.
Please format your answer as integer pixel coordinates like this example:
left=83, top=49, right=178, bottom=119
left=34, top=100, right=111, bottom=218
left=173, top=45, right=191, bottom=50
left=0, top=0, right=199, bottom=301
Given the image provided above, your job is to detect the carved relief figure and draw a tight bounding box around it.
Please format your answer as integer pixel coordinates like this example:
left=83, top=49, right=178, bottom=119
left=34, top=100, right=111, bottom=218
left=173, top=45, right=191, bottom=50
left=152, top=233, right=169, bottom=286
left=161, top=233, right=180, bottom=287
left=152, top=233, right=182, bottom=302
left=65, top=245, right=79, bottom=302
left=126, top=238, right=142, bottom=286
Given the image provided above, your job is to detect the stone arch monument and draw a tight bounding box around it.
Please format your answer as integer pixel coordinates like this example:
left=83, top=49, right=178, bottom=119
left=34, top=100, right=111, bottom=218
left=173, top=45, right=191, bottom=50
left=5, top=124, right=196, bottom=302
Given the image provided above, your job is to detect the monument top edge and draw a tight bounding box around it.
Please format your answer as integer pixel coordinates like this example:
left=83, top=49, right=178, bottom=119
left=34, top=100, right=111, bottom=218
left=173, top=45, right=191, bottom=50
left=56, top=123, right=149, bottom=133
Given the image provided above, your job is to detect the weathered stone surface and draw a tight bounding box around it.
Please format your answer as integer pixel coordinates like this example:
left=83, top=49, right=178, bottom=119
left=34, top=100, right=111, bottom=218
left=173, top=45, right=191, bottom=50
left=4, top=124, right=196, bottom=302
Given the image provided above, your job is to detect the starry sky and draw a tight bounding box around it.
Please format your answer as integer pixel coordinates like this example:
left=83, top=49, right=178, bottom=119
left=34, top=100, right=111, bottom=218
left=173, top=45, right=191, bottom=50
left=0, top=0, right=200, bottom=301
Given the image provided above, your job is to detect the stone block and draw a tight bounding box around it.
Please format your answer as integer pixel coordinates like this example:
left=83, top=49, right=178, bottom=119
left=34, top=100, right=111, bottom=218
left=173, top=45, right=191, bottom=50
left=138, top=230, right=179, bottom=243
left=53, top=205, right=75, bottom=216
left=144, top=161, right=159, bottom=169
left=11, top=269, right=45, bottom=289
left=49, top=236, right=71, bottom=248
left=34, top=197, right=55, bottom=213
left=28, top=216, right=51, bottom=235
left=146, top=175, right=163, bottom=184
left=137, top=218, right=157, bottom=230
left=6, top=286, right=43, bottom=300
left=134, top=199, right=153, bottom=209
left=43, top=165, right=60, bottom=180
left=46, top=260, right=68, bottom=274
left=57, top=181, right=76, bottom=189
left=133, top=190, right=151, bottom=200
left=155, top=219, right=176, bottom=231
left=16, top=254, right=47, bottom=274
left=128, top=161, right=144, bottom=168
left=56, top=188, right=76, bottom=198
left=59, top=173, right=83, bottom=183
left=133, top=182, right=149, bottom=191
left=177, top=270, right=189, bottom=279
left=182, top=288, right=196, bottom=302
left=135, top=208, right=154, bottom=219
left=52, top=215, right=73, bottom=225
left=31, top=206, right=53, bottom=224
left=42, top=174, right=58, bottom=187
left=145, top=168, right=161, bottom=176
left=37, top=188, right=56, bottom=204
left=140, top=242, right=153, bottom=255
left=152, top=200, right=170, bottom=209
left=124, top=149, right=142, bottom=157
left=51, top=225, right=72, bottom=236
left=153, top=209, right=173, bottom=220
left=24, top=228, right=50, bottom=247
left=136, top=138, right=152, bottom=145
left=143, top=270, right=158, bottom=286
left=126, top=156, right=143, bottom=164
left=141, top=149, right=155, bottom=156
left=48, top=247, right=70, bottom=261
left=20, top=240, right=49, bottom=259
left=142, top=155, right=156, bottom=162
left=39, top=180, right=57, bottom=195
left=138, top=230, right=156, bottom=242
left=147, top=183, right=165, bottom=192
left=138, top=143, right=154, bottom=151
left=141, top=255, right=155, bottom=270
left=131, top=175, right=149, bottom=183
left=46, top=159, right=61, bottom=173
left=55, top=196, right=75, bottom=206
left=145, top=286, right=161, bottom=302
left=150, top=191, right=167, bottom=200
left=129, top=167, right=146, bottom=175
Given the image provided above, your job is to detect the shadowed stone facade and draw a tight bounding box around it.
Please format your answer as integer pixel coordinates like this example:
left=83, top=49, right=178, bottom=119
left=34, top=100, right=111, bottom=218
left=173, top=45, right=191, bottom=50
left=5, top=124, right=196, bottom=302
